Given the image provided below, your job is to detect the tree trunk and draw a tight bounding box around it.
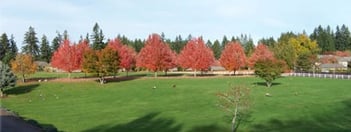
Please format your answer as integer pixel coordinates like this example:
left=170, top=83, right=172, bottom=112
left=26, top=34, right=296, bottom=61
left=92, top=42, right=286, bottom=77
left=126, top=71, right=129, bottom=77
left=99, top=76, right=105, bottom=84
left=113, top=72, right=116, bottom=78
left=22, top=74, right=25, bottom=83
left=165, top=70, right=168, bottom=76
left=68, top=72, right=71, bottom=79
left=0, top=89, right=4, bottom=97
left=266, top=81, right=272, bottom=88
left=194, top=69, right=197, bottom=77
left=232, top=103, right=238, bottom=132
left=155, top=72, right=158, bottom=78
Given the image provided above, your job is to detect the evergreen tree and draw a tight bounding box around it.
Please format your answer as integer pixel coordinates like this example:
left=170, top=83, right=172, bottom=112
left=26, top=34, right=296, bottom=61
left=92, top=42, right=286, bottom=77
left=0, top=61, right=16, bottom=97
left=206, top=40, right=212, bottom=48
left=2, top=35, right=18, bottom=64
left=63, top=30, right=69, bottom=40
left=258, top=37, right=276, bottom=49
left=52, top=31, right=63, bottom=52
left=0, top=33, right=10, bottom=61
left=212, top=40, right=222, bottom=59
left=310, top=25, right=335, bottom=53
left=90, top=23, right=105, bottom=50
left=22, top=26, right=39, bottom=60
left=85, top=33, right=90, bottom=44
left=40, top=35, right=52, bottom=63
left=221, top=35, right=229, bottom=49
left=335, top=25, right=351, bottom=51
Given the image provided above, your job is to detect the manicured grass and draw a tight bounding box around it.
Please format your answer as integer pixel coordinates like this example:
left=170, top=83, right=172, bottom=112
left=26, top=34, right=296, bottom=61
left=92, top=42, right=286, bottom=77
left=1, top=76, right=351, bottom=132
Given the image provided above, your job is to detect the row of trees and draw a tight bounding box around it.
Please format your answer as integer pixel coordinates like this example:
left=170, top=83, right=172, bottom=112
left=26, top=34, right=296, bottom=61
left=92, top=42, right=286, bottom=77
left=3, top=23, right=351, bottom=66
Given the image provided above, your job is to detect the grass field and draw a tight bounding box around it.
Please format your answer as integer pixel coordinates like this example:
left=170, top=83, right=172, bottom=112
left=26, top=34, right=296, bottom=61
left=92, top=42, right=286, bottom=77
left=1, top=74, right=351, bottom=132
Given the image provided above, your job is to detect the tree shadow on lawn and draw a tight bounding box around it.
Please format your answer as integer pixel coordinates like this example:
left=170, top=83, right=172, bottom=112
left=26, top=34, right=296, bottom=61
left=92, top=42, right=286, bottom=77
left=103, top=75, right=145, bottom=83
left=82, top=112, right=182, bottom=132
left=252, top=82, right=282, bottom=87
left=4, top=84, right=39, bottom=95
left=250, top=99, right=351, bottom=132
left=187, top=124, right=230, bottom=132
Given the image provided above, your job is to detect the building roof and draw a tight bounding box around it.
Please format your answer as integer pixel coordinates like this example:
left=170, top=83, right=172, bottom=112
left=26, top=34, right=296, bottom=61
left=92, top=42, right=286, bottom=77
left=319, top=63, right=346, bottom=68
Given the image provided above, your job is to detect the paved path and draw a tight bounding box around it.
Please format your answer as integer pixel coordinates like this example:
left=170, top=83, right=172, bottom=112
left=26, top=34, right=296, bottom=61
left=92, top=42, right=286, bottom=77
left=0, top=108, right=42, bottom=132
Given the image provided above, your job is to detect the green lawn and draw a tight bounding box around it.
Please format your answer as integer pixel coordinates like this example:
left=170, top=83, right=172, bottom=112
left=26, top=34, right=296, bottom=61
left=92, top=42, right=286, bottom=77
left=1, top=75, right=351, bottom=132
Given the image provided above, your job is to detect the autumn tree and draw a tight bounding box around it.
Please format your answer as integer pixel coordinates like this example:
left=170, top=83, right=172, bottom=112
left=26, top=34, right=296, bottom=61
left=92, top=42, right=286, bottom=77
left=97, top=46, right=120, bottom=81
left=319, top=55, right=338, bottom=64
left=22, top=26, right=40, bottom=60
left=254, top=59, right=286, bottom=87
left=247, top=44, right=274, bottom=68
left=289, top=34, right=320, bottom=71
left=82, top=49, right=98, bottom=76
left=51, top=39, right=81, bottom=77
left=0, top=61, right=16, bottom=97
left=107, top=38, right=137, bottom=76
left=136, top=34, right=176, bottom=77
left=217, top=85, right=251, bottom=132
left=10, top=54, right=37, bottom=82
left=219, top=42, right=246, bottom=75
left=178, top=37, right=215, bottom=77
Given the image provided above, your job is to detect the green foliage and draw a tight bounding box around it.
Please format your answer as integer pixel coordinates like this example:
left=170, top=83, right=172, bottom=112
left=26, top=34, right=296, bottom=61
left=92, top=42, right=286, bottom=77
left=254, top=59, right=285, bottom=87
left=310, top=25, right=335, bottom=52
left=335, top=25, right=351, bottom=51
left=22, top=26, right=40, bottom=60
left=51, top=31, right=63, bottom=52
left=40, top=35, right=52, bottom=63
left=0, top=33, right=10, bottom=61
left=1, top=34, right=18, bottom=64
left=212, top=40, right=222, bottom=59
left=91, top=23, right=105, bottom=50
left=258, top=37, right=276, bottom=49
left=296, top=53, right=315, bottom=72
left=0, top=61, right=16, bottom=96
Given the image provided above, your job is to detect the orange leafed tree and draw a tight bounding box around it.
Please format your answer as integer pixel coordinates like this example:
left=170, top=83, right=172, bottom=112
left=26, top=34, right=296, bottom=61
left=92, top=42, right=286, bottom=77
left=247, top=44, right=274, bottom=68
left=136, top=34, right=176, bottom=77
left=178, top=37, right=215, bottom=77
left=51, top=39, right=84, bottom=77
left=10, top=54, right=37, bottom=82
left=107, top=38, right=137, bottom=76
left=219, top=42, right=247, bottom=75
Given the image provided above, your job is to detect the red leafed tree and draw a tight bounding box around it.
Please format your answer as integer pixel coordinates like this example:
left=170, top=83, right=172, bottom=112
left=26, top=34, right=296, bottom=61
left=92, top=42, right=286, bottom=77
left=136, top=34, right=177, bottom=77
left=76, top=40, right=90, bottom=67
left=178, top=37, right=215, bottom=77
left=51, top=39, right=81, bottom=77
left=247, top=44, right=274, bottom=68
left=219, top=41, right=246, bottom=75
left=107, top=38, right=137, bottom=76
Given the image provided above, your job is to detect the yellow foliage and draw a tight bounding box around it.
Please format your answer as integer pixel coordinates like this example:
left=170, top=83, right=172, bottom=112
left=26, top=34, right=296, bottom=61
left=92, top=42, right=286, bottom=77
left=11, top=54, right=37, bottom=81
left=289, top=34, right=320, bottom=57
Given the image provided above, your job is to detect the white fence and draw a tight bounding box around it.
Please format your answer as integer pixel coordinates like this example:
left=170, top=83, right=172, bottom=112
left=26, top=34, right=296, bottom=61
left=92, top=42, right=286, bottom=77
left=289, top=73, right=351, bottom=79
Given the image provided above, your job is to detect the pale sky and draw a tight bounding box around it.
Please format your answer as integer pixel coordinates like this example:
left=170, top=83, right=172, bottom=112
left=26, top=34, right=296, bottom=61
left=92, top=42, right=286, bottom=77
left=1, top=0, right=351, bottom=48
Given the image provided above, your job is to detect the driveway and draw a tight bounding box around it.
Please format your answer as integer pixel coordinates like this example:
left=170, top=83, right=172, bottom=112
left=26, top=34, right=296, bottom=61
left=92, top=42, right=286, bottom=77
left=0, top=108, right=42, bottom=132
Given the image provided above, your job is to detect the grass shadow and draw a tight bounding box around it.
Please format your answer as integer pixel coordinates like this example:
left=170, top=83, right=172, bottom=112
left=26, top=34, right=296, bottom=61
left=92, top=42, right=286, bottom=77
left=83, top=112, right=182, bottom=132
left=187, top=124, right=230, bottom=132
left=4, top=84, right=39, bottom=95
left=250, top=99, right=351, bottom=132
